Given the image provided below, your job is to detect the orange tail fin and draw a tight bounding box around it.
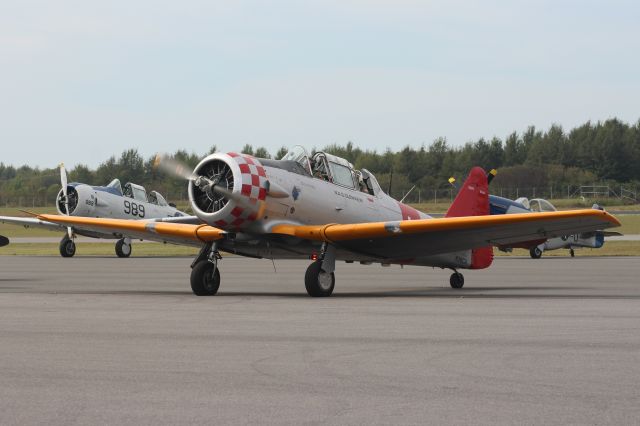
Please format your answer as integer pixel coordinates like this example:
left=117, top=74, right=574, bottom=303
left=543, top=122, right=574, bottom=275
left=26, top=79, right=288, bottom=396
left=445, top=167, right=493, bottom=269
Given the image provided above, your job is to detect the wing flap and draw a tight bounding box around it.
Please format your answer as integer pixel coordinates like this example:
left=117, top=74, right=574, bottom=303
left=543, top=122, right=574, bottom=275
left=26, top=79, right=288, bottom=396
left=37, top=214, right=225, bottom=246
left=272, top=209, right=620, bottom=259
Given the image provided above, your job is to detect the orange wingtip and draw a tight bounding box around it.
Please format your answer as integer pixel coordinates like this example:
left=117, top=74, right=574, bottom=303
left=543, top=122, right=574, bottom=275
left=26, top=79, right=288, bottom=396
left=37, top=214, right=226, bottom=242
left=272, top=209, right=621, bottom=242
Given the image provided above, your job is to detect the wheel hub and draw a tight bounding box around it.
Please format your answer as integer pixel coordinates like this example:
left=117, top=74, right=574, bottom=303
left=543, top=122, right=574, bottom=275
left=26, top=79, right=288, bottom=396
left=318, top=270, right=332, bottom=290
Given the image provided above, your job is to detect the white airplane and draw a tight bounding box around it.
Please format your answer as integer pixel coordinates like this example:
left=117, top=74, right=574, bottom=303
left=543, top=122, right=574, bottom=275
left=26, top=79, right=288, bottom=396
left=489, top=196, right=622, bottom=258
left=0, top=164, right=187, bottom=257
left=17, top=146, right=620, bottom=297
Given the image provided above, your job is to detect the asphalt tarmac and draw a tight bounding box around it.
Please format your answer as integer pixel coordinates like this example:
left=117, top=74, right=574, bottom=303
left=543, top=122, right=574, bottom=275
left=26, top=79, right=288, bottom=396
left=0, top=256, right=638, bottom=425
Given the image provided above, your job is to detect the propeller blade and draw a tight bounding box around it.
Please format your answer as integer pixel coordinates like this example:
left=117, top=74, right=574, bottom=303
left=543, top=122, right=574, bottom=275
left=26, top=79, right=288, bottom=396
left=59, top=163, right=70, bottom=215
left=153, top=154, right=198, bottom=181
left=59, top=163, right=73, bottom=238
left=487, top=169, right=497, bottom=184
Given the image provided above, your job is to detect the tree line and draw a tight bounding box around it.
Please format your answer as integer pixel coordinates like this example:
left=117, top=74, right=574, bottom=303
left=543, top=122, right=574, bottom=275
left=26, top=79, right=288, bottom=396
left=1, top=118, right=639, bottom=207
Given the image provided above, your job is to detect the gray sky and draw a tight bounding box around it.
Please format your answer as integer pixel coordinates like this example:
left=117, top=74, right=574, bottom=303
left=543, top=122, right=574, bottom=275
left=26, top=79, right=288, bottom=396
left=2, top=0, right=639, bottom=168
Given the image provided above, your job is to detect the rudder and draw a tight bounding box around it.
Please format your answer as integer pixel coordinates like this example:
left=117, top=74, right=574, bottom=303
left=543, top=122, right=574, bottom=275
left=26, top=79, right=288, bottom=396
left=445, top=167, right=493, bottom=269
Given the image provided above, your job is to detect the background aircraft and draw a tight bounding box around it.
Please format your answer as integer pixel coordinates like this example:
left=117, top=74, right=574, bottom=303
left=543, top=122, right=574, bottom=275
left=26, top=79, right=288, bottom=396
left=489, top=195, right=622, bottom=258
left=0, top=164, right=187, bottom=257
left=29, top=146, right=619, bottom=296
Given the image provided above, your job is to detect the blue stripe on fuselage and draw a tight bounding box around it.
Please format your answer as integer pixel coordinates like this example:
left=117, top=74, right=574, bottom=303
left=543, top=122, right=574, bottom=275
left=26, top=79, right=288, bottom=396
left=489, top=195, right=530, bottom=215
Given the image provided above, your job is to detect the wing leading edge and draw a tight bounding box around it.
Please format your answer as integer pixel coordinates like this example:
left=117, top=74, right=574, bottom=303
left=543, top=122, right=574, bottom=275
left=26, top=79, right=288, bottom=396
left=271, top=209, right=620, bottom=259
left=37, top=209, right=619, bottom=258
left=37, top=214, right=225, bottom=246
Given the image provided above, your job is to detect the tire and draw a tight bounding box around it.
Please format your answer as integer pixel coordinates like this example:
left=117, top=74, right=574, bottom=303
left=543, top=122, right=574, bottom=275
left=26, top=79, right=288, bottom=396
left=449, top=272, right=464, bottom=289
left=529, top=246, right=543, bottom=259
left=304, top=261, right=335, bottom=297
left=59, top=238, right=76, bottom=258
left=190, top=261, right=221, bottom=296
left=115, top=239, right=132, bottom=258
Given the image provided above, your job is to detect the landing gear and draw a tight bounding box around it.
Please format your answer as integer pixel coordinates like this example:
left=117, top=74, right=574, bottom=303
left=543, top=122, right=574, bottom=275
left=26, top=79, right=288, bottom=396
left=59, top=236, right=76, bottom=258
left=305, top=243, right=336, bottom=297
left=305, top=261, right=335, bottom=297
left=529, top=246, right=543, bottom=259
left=190, top=243, right=222, bottom=296
left=570, top=248, right=575, bottom=258
left=115, top=238, right=132, bottom=258
left=191, top=261, right=221, bottom=296
left=449, top=271, right=464, bottom=289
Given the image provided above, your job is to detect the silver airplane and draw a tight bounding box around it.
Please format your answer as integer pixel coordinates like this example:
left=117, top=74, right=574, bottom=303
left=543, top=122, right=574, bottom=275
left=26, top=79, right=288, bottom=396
left=28, top=146, right=620, bottom=296
left=0, top=164, right=187, bottom=257
left=489, top=196, right=622, bottom=258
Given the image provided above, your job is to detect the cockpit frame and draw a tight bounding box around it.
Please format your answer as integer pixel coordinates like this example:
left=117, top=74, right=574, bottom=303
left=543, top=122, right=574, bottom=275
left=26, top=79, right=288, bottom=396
left=280, top=145, right=381, bottom=197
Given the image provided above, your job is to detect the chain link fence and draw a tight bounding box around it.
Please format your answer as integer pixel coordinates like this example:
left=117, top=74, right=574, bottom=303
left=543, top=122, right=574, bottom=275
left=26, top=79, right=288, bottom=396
left=396, top=185, right=639, bottom=204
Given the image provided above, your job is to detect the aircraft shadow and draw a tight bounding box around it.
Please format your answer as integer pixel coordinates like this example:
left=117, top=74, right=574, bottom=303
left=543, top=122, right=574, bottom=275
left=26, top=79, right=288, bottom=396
left=2, top=287, right=637, bottom=300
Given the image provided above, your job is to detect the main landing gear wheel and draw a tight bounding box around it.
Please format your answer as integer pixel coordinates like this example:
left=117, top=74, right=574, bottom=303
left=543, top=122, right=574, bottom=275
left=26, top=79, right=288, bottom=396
left=570, top=248, right=575, bottom=258
left=115, top=238, right=132, bottom=258
left=449, top=272, right=464, bottom=289
left=59, top=237, right=76, bottom=258
left=191, top=260, right=221, bottom=296
left=529, top=246, right=543, bottom=259
left=305, top=261, right=335, bottom=297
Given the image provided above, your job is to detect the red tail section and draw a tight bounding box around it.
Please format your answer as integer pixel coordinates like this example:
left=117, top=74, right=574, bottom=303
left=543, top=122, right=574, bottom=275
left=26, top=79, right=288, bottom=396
left=445, top=167, right=493, bottom=269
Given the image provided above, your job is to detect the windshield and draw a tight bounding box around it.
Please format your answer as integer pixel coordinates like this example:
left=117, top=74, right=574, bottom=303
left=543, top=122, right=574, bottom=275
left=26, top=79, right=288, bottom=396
left=328, top=161, right=356, bottom=189
left=280, top=145, right=312, bottom=174
left=132, top=186, right=147, bottom=202
left=106, top=179, right=123, bottom=195
left=148, top=190, right=168, bottom=206
left=529, top=198, right=556, bottom=212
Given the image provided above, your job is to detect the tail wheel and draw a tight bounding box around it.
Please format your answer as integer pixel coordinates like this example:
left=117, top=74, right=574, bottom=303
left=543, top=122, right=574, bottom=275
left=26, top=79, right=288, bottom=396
left=59, top=238, right=76, bottom=258
left=449, top=272, right=464, bottom=289
left=304, top=261, right=335, bottom=297
left=191, top=261, right=221, bottom=296
left=115, top=239, right=132, bottom=258
left=529, top=246, right=543, bottom=259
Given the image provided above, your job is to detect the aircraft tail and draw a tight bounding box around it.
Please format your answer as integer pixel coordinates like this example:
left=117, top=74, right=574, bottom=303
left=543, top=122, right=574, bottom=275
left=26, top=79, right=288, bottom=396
left=445, top=167, right=493, bottom=269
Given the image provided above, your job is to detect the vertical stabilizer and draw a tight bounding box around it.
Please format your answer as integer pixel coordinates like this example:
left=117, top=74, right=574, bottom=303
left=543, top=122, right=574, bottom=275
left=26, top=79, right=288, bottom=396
left=445, top=167, right=493, bottom=269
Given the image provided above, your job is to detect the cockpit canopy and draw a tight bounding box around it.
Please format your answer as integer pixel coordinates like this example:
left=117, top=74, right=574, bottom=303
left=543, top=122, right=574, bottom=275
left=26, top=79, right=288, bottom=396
left=123, top=182, right=148, bottom=203
left=515, top=197, right=556, bottom=212
left=106, top=179, right=123, bottom=195
left=148, top=190, right=169, bottom=206
left=280, top=145, right=382, bottom=196
left=106, top=178, right=170, bottom=205
left=529, top=198, right=557, bottom=212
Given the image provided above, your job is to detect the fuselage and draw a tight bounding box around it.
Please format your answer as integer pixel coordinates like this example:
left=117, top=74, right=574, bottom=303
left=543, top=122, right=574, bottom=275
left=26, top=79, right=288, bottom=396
left=193, top=153, right=472, bottom=269
left=58, top=182, right=186, bottom=239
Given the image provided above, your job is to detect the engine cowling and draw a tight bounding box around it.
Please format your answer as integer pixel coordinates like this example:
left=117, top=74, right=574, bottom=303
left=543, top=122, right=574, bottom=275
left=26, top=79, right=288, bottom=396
left=56, top=184, right=96, bottom=216
left=188, top=152, right=268, bottom=230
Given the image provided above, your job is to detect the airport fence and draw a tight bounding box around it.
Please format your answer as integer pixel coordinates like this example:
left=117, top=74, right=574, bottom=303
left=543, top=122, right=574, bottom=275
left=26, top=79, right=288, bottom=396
left=395, top=184, right=639, bottom=205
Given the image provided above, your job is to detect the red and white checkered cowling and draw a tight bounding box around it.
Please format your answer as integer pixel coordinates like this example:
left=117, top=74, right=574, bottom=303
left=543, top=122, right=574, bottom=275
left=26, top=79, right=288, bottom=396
left=188, top=152, right=267, bottom=230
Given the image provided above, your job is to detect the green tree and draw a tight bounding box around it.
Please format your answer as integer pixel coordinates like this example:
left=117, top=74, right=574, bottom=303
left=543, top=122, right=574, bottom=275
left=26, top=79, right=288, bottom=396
left=254, top=147, right=271, bottom=159
left=241, top=144, right=254, bottom=155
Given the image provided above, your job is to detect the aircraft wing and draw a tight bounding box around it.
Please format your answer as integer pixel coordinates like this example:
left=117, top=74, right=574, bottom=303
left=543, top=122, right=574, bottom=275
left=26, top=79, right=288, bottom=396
left=0, top=215, right=67, bottom=232
left=271, top=209, right=620, bottom=259
left=150, top=215, right=203, bottom=225
left=37, top=214, right=226, bottom=247
left=37, top=209, right=619, bottom=258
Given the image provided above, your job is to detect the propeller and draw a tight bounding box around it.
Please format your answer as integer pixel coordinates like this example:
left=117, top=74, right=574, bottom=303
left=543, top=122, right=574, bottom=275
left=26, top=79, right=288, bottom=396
left=448, top=169, right=497, bottom=190
left=59, top=163, right=73, bottom=239
left=154, top=153, right=244, bottom=204
left=153, top=154, right=199, bottom=181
